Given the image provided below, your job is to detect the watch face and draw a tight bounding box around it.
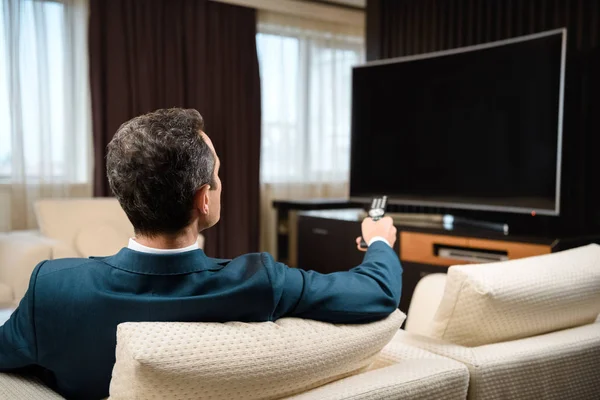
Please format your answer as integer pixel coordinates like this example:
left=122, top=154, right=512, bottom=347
left=369, top=209, right=384, bottom=219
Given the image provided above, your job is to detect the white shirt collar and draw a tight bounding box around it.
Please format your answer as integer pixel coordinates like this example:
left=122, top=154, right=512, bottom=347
left=128, top=238, right=199, bottom=254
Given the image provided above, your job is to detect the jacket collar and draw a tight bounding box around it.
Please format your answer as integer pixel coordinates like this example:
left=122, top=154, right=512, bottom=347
left=92, top=248, right=229, bottom=275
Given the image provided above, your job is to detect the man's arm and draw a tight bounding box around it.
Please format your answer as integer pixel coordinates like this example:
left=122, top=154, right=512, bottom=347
left=0, top=262, right=42, bottom=371
left=266, top=237, right=402, bottom=323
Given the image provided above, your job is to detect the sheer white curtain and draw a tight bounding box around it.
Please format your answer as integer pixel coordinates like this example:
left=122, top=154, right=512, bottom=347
left=256, top=11, right=364, bottom=254
left=0, top=0, right=92, bottom=232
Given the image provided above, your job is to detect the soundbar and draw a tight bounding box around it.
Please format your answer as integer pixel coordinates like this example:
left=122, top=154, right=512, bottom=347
left=436, top=246, right=509, bottom=263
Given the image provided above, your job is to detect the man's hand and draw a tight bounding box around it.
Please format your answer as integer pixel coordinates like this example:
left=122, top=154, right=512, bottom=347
left=355, top=216, right=397, bottom=251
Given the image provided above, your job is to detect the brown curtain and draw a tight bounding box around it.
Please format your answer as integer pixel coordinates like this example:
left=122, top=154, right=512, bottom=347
left=367, top=0, right=600, bottom=59
left=89, top=0, right=261, bottom=258
left=365, top=0, right=600, bottom=234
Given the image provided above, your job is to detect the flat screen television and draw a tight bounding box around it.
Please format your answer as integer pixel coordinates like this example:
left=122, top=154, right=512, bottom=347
left=350, top=29, right=566, bottom=216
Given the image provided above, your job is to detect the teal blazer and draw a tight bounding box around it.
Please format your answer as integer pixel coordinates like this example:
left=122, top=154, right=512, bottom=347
left=0, top=242, right=402, bottom=399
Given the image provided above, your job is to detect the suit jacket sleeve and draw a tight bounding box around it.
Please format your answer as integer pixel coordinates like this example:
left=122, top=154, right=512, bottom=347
left=265, top=241, right=402, bottom=323
left=0, top=262, right=42, bottom=371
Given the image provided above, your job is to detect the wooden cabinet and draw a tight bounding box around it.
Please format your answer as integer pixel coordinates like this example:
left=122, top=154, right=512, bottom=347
left=272, top=199, right=361, bottom=267
left=400, top=232, right=552, bottom=267
left=297, top=213, right=365, bottom=274
left=295, top=209, right=589, bottom=315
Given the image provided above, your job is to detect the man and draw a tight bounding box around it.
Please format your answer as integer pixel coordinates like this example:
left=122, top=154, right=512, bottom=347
left=0, top=108, right=401, bottom=399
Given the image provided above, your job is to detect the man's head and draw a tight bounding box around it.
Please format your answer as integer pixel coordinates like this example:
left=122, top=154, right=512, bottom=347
left=107, top=108, right=221, bottom=238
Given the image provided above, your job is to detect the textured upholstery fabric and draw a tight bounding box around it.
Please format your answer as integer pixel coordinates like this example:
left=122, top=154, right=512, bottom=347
left=286, top=360, right=469, bottom=400
left=35, top=199, right=134, bottom=258
left=371, top=333, right=462, bottom=369
left=320, top=335, right=470, bottom=400
left=109, top=311, right=405, bottom=400
left=395, top=323, right=600, bottom=400
left=0, top=373, right=65, bottom=399
left=429, top=244, right=600, bottom=346
left=404, top=273, right=447, bottom=335
left=0, top=353, right=469, bottom=400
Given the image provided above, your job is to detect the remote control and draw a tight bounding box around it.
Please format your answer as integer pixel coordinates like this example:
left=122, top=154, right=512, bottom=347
left=359, top=196, right=388, bottom=249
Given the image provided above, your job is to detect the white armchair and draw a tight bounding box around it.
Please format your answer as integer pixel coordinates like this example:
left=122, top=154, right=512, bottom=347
left=0, top=311, right=470, bottom=400
left=34, top=198, right=204, bottom=257
left=396, top=244, right=600, bottom=400
left=395, top=323, right=600, bottom=399
left=35, top=198, right=135, bottom=259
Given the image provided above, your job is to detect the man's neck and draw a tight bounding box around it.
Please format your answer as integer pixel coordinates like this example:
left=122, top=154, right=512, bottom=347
left=134, top=230, right=199, bottom=250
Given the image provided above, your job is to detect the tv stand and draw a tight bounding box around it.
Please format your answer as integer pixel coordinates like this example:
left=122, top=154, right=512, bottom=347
left=399, top=231, right=550, bottom=267
left=296, top=208, right=599, bottom=314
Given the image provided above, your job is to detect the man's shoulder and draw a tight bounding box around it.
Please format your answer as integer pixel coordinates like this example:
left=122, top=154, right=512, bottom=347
left=213, top=252, right=277, bottom=267
left=210, top=252, right=280, bottom=276
left=36, top=257, right=103, bottom=278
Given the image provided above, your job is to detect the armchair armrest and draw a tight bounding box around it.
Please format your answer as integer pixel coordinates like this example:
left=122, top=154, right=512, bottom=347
left=0, top=231, right=54, bottom=306
left=386, top=330, right=475, bottom=365
left=286, top=359, right=469, bottom=400
left=392, top=324, right=600, bottom=399
left=285, top=334, right=469, bottom=400
left=371, top=331, right=457, bottom=370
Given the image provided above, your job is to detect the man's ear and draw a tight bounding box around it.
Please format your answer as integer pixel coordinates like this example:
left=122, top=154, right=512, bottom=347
left=194, top=184, right=211, bottom=215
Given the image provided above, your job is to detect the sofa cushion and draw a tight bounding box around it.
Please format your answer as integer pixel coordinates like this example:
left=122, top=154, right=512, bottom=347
left=287, top=359, right=469, bottom=400
left=428, top=244, right=600, bottom=346
left=109, top=310, right=405, bottom=400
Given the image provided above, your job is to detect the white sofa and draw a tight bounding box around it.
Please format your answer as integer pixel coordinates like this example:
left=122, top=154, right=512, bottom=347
left=0, top=311, right=470, bottom=400
left=396, top=244, right=600, bottom=399
left=0, top=198, right=204, bottom=307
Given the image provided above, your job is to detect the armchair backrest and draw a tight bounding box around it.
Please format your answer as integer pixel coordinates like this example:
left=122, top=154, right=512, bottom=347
left=109, top=311, right=405, bottom=400
left=35, top=198, right=134, bottom=258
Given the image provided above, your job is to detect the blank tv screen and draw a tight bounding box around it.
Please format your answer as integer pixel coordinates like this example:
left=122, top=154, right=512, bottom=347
left=350, top=29, right=565, bottom=215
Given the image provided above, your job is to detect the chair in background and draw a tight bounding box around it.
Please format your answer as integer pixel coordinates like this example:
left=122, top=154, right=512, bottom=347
left=0, top=198, right=205, bottom=307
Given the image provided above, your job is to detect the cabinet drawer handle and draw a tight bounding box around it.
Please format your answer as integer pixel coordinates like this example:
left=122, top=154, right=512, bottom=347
left=312, top=228, right=329, bottom=235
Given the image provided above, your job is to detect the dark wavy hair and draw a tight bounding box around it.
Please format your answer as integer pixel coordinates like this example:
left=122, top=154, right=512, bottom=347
left=107, top=108, right=215, bottom=236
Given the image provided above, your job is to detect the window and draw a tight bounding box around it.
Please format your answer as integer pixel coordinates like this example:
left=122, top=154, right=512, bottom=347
left=0, top=0, right=90, bottom=183
left=257, top=13, right=364, bottom=184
